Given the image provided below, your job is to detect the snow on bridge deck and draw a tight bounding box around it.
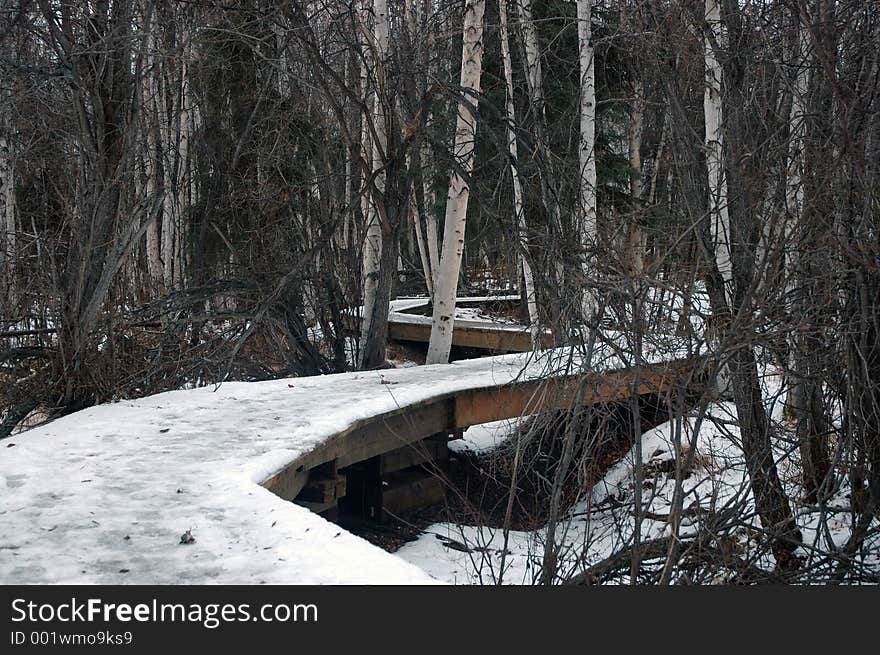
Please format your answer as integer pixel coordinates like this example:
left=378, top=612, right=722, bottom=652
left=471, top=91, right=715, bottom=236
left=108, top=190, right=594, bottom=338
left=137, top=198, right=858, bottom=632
left=364, top=296, right=555, bottom=352
left=0, top=341, right=699, bottom=585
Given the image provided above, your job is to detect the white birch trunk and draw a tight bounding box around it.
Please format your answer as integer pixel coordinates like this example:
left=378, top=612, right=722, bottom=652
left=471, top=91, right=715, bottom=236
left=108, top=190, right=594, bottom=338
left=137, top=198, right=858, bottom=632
left=785, top=20, right=810, bottom=295
left=704, top=0, right=734, bottom=305
left=425, top=0, right=486, bottom=364
left=517, top=0, right=563, bottom=244
left=499, top=0, right=539, bottom=344
left=358, top=0, right=389, bottom=367
left=517, top=0, right=545, bottom=119
left=577, top=0, right=598, bottom=319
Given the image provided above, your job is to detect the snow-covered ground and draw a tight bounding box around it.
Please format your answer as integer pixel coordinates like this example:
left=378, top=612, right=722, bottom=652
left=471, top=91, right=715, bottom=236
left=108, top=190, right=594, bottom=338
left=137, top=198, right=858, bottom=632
left=449, top=419, right=523, bottom=455
left=396, top=367, right=880, bottom=584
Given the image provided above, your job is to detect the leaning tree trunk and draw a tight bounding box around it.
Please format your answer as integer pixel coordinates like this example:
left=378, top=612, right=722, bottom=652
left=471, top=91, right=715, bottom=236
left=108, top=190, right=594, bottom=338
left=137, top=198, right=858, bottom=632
left=425, top=0, right=486, bottom=365
left=702, top=0, right=802, bottom=567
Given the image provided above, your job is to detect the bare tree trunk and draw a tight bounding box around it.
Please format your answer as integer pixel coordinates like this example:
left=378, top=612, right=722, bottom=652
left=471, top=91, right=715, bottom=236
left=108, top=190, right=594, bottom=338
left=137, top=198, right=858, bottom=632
left=160, top=64, right=176, bottom=292
left=401, top=0, right=432, bottom=299
left=357, top=3, right=373, bottom=259
left=416, top=2, right=440, bottom=292
left=0, top=124, right=15, bottom=309
left=173, top=29, right=195, bottom=291
left=411, top=189, right=434, bottom=298
left=728, top=345, right=803, bottom=565
left=341, top=54, right=353, bottom=252
left=784, top=6, right=829, bottom=501
left=426, top=0, right=486, bottom=365
left=420, top=124, right=440, bottom=287
left=143, top=6, right=163, bottom=290
left=627, top=70, right=645, bottom=277
left=499, top=0, right=538, bottom=344
left=517, top=0, right=560, bottom=235
left=647, top=107, right=669, bottom=208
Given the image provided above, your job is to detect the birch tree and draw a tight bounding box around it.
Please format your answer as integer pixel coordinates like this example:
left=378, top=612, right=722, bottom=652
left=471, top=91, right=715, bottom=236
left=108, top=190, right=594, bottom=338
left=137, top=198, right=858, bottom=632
left=425, top=0, right=486, bottom=364
left=357, top=0, right=389, bottom=368
left=703, top=0, right=733, bottom=305
left=517, top=0, right=558, bottom=229
left=577, top=0, right=598, bottom=320
left=499, top=0, right=538, bottom=344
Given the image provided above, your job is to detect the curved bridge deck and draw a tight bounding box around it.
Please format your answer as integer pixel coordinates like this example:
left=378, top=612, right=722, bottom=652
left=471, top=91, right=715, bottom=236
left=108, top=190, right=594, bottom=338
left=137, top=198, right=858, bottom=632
left=264, top=355, right=704, bottom=520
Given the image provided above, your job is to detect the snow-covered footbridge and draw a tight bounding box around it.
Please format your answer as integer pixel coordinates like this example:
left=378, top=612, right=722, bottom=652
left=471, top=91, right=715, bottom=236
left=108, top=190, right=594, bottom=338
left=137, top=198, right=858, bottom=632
left=0, top=344, right=705, bottom=584
left=346, top=296, right=555, bottom=353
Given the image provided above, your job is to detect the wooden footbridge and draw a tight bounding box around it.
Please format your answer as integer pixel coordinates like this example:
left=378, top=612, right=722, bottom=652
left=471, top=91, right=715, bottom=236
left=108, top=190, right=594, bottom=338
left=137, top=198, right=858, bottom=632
left=344, top=296, right=555, bottom=354
left=262, top=354, right=705, bottom=522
